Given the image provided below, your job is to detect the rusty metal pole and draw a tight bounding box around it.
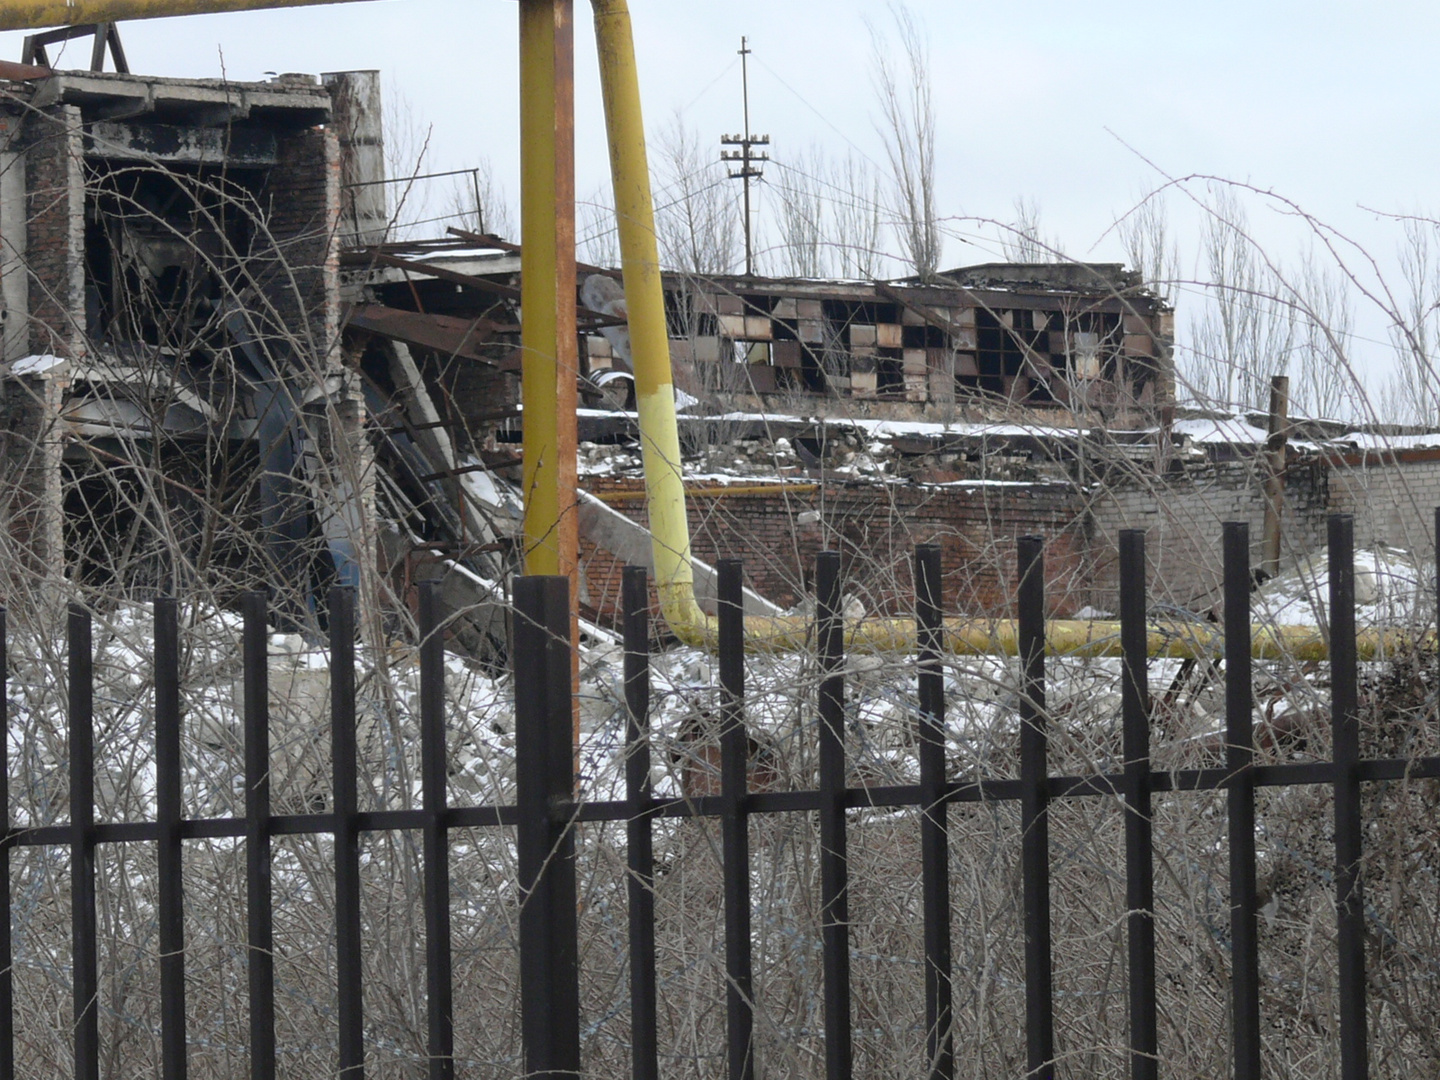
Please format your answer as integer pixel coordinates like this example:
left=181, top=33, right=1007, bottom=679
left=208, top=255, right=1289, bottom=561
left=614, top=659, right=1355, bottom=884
left=1261, top=375, right=1290, bottom=581
left=519, top=0, right=580, bottom=744
left=520, top=0, right=578, bottom=585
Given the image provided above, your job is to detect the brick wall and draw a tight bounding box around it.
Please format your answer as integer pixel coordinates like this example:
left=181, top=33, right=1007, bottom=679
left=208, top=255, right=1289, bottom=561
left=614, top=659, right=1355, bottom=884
left=1087, top=458, right=1330, bottom=612
left=258, top=124, right=341, bottom=370
left=1328, top=451, right=1440, bottom=558
left=579, top=478, right=1089, bottom=625
left=24, top=105, right=84, bottom=357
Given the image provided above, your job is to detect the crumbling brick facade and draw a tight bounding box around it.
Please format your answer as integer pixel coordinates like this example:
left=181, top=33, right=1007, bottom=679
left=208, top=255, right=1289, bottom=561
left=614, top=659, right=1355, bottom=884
left=261, top=120, right=342, bottom=366
left=580, top=477, right=1090, bottom=624
left=24, top=104, right=84, bottom=358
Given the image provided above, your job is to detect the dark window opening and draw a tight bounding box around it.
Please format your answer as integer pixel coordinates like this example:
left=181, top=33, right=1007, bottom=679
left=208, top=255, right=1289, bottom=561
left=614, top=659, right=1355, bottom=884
left=84, top=161, right=262, bottom=351
left=970, top=308, right=1037, bottom=398
left=877, top=351, right=905, bottom=397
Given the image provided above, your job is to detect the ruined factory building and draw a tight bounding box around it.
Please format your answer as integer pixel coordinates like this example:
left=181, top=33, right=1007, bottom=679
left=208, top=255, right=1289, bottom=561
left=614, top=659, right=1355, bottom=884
left=0, top=64, right=367, bottom=628
left=3, top=55, right=1434, bottom=656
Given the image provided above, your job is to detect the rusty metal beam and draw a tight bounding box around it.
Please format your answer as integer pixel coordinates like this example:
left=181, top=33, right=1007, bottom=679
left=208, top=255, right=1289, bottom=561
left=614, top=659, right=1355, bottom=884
left=344, top=248, right=621, bottom=327
left=345, top=304, right=517, bottom=370
left=0, top=0, right=376, bottom=32
left=0, top=58, right=50, bottom=79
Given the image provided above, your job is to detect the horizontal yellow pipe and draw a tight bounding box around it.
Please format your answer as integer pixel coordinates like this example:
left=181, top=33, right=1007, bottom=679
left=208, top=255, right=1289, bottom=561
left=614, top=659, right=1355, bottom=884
left=588, top=0, right=1399, bottom=667
left=678, top=615, right=1422, bottom=661
left=0, top=0, right=374, bottom=31
left=595, top=483, right=818, bottom=503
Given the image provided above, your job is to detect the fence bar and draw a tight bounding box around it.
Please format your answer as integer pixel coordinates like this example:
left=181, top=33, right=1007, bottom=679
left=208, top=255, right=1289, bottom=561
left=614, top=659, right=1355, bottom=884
left=1224, top=522, right=1261, bottom=1080
left=816, top=551, right=852, bottom=1080
left=155, top=598, right=187, bottom=1080
left=914, top=545, right=953, bottom=1080
left=514, top=575, right=581, bottom=1079
left=1329, top=514, right=1367, bottom=1080
left=418, top=583, right=455, bottom=1079
left=1119, top=530, right=1157, bottom=1080
left=0, top=607, right=11, bottom=1080
left=242, top=592, right=275, bottom=1080
left=330, top=588, right=364, bottom=1078
left=1016, top=536, right=1054, bottom=1080
left=69, top=605, right=98, bottom=1080
left=622, top=567, right=658, bottom=1080
left=718, top=558, right=755, bottom=1080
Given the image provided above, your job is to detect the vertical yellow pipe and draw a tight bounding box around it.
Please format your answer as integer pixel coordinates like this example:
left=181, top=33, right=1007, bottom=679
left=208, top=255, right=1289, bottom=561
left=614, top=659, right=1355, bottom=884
left=520, top=0, right=579, bottom=583
left=591, top=0, right=708, bottom=636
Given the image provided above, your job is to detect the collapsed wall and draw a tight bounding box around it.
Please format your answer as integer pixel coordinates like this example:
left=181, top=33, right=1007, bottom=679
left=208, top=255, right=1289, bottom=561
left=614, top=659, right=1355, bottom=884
left=0, top=69, right=366, bottom=624
left=577, top=431, right=1429, bottom=628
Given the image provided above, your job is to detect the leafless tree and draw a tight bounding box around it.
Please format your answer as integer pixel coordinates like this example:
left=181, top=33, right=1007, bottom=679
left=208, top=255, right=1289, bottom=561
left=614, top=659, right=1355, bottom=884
left=1291, top=250, right=1355, bottom=419
left=1385, top=215, right=1440, bottom=425
left=653, top=113, right=739, bottom=275
left=1185, top=186, right=1296, bottom=410
left=773, top=147, right=828, bottom=278
left=869, top=1, right=941, bottom=280
left=827, top=152, right=887, bottom=280
left=578, top=181, right=620, bottom=267
left=1119, top=187, right=1181, bottom=305
left=1000, top=195, right=1057, bottom=263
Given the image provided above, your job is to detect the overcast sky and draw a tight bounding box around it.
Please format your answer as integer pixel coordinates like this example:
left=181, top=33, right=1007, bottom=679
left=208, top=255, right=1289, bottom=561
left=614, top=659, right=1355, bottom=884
left=2, top=0, right=1436, bottom=400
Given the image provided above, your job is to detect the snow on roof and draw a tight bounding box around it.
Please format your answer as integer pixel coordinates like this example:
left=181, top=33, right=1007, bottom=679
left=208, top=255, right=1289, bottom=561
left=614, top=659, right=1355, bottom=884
left=1170, top=416, right=1270, bottom=445
left=9, top=354, right=66, bottom=376
left=1341, top=431, right=1440, bottom=451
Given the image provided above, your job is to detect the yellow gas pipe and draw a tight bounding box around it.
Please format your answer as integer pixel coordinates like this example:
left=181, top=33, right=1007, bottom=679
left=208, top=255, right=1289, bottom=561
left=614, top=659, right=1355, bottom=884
left=590, top=0, right=1391, bottom=661
left=1, top=0, right=1389, bottom=663
left=0, top=0, right=370, bottom=27
left=591, top=0, right=710, bottom=638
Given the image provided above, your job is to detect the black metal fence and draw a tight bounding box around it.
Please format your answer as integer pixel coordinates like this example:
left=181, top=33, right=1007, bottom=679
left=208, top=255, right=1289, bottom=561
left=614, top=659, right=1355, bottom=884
left=1, top=511, right=1437, bottom=1079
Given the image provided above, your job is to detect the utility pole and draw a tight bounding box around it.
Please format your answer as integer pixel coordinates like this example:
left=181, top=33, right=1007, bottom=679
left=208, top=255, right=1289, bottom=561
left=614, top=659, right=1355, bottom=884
left=720, top=36, right=768, bottom=277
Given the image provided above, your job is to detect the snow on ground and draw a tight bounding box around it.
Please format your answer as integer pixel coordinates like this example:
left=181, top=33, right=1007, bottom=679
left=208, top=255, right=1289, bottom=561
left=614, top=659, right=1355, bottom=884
left=1254, top=543, right=1430, bottom=627
left=6, top=533, right=1430, bottom=835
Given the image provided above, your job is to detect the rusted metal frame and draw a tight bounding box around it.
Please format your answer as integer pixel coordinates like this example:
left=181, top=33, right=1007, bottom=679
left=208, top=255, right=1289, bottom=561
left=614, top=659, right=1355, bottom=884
left=23, top=20, right=95, bottom=63
left=353, top=249, right=621, bottom=329
left=415, top=462, right=503, bottom=485
left=344, top=303, right=510, bottom=368
left=400, top=264, right=426, bottom=314
left=446, top=225, right=613, bottom=276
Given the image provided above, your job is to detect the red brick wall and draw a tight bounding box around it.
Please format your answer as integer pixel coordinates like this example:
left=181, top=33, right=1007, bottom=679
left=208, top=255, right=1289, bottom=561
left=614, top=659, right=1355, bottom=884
left=24, top=105, right=85, bottom=357
left=257, top=125, right=341, bottom=366
left=580, top=478, right=1090, bottom=627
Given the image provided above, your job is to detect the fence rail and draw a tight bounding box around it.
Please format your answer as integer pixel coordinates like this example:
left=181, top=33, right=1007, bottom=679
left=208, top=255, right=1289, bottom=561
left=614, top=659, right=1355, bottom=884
left=2, top=511, right=1439, bottom=1078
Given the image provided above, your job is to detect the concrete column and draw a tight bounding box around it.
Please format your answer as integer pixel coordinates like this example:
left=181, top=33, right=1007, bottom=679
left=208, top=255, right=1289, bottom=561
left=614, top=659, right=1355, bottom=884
left=0, top=111, right=29, bottom=364
left=0, top=361, right=68, bottom=580
left=321, top=70, right=388, bottom=248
